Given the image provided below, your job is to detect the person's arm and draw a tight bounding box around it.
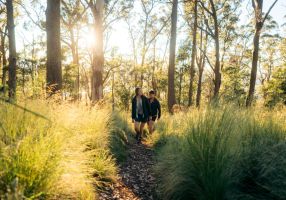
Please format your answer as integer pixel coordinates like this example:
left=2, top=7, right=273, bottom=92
left=146, top=97, right=152, bottom=119
left=157, top=100, right=161, bottom=119
left=131, top=98, right=136, bottom=121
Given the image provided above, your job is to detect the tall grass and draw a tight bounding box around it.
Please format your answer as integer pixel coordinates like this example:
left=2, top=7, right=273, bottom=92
left=152, top=106, right=286, bottom=200
left=109, top=111, right=135, bottom=163
left=0, top=101, right=63, bottom=199
left=0, top=101, right=121, bottom=199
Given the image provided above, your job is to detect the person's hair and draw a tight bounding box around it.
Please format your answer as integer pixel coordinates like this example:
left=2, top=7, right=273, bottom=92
left=135, top=87, right=141, bottom=96
left=149, top=90, right=156, bottom=95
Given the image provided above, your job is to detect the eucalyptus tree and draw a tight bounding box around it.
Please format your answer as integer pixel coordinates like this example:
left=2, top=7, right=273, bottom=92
left=61, top=0, right=89, bottom=99
left=46, top=0, right=62, bottom=95
left=84, top=0, right=132, bottom=102
left=168, top=0, right=178, bottom=112
left=184, top=0, right=198, bottom=106
left=246, top=0, right=279, bottom=106
left=198, top=0, right=241, bottom=101
left=0, top=4, right=7, bottom=92
left=6, top=0, right=17, bottom=99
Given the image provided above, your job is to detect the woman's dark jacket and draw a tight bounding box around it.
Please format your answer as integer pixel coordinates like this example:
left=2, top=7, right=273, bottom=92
left=149, top=98, right=161, bottom=119
left=132, top=95, right=151, bottom=119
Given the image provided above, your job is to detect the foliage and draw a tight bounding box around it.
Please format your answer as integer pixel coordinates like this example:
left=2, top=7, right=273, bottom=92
left=151, top=106, right=286, bottom=200
left=0, top=101, right=120, bottom=199
left=263, top=67, right=286, bottom=107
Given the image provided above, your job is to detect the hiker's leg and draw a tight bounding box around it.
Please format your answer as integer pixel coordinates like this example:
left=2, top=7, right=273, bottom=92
left=148, top=120, right=154, bottom=134
left=134, top=121, right=140, bottom=137
left=140, top=122, right=146, bottom=138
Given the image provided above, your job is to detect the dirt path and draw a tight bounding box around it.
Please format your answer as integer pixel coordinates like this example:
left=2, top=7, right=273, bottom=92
left=98, top=142, right=158, bottom=200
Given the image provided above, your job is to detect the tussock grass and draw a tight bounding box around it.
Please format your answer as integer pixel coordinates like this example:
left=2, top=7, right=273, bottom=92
left=109, top=111, right=135, bottom=163
left=152, top=106, right=286, bottom=200
left=0, top=101, right=120, bottom=199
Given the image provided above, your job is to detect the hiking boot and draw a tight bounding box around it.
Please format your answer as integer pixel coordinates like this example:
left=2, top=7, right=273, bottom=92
left=137, top=136, right=141, bottom=144
left=135, top=132, right=139, bottom=141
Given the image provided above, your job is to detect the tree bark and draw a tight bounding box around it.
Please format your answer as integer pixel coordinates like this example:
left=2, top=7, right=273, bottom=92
left=246, top=26, right=262, bottom=106
left=196, top=23, right=208, bottom=107
left=168, top=0, right=178, bottom=112
left=91, top=0, right=104, bottom=102
left=246, top=0, right=278, bottom=106
left=188, top=0, right=197, bottom=106
left=46, top=0, right=62, bottom=95
left=6, top=0, right=17, bottom=100
left=209, top=0, right=221, bottom=99
left=1, top=28, right=7, bottom=91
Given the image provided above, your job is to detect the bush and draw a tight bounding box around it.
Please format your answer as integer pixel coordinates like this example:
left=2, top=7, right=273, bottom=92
left=0, top=101, right=120, bottom=199
left=109, top=111, right=135, bottom=163
left=0, top=101, right=62, bottom=199
left=153, top=106, right=286, bottom=200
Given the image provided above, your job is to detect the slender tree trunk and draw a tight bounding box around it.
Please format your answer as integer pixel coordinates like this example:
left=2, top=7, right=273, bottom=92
left=188, top=0, right=197, bottom=106
left=46, top=0, right=62, bottom=95
left=196, top=26, right=207, bottom=107
left=1, top=29, right=7, bottom=91
left=246, top=0, right=278, bottom=106
left=212, top=16, right=221, bottom=99
left=178, top=68, right=183, bottom=105
left=70, top=27, right=80, bottom=100
left=6, top=0, right=17, bottom=100
left=246, top=25, right=262, bottom=106
left=152, top=40, right=157, bottom=91
left=91, top=0, right=104, bottom=102
left=168, top=0, right=178, bottom=112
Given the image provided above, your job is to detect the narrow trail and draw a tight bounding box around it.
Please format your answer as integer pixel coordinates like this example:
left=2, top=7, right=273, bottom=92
left=98, top=142, right=158, bottom=200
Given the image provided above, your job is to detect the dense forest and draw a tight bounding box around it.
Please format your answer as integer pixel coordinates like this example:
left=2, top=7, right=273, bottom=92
left=0, top=0, right=286, bottom=199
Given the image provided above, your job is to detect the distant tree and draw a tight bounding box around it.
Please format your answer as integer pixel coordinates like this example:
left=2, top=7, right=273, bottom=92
left=246, top=0, right=279, bottom=106
left=46, top=0, right=62, bottom=95
left=168, top=0, right=178, bottom=112
left=263, top=66, right=286, bottom=107
left=196, top=24, right=208, bottom=107
left=184, top=0, right=197, bottom=106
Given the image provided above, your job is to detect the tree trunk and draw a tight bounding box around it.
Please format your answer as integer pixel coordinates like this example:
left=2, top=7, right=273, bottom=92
left=6, top=0, right=17, bottom=100
left=196, top=25, right=207, bottom=107
left=188, top=0, right=197, bottom=106
left=1, top=28, right=7, bottom=92
left=70, top=27, right=80, bottom=100
left=178, top=68, right=183, bottom=105
left=246, top=0, right=263, bottom=107
left=246, top=25, right=262, bottom=106
left=168, top=0, right=178, bottom=112
left=91, top=0, right=104, bottom=102
left=46, top=0, right=62, bottom=95
left=212, top=7, right=221, bottom=99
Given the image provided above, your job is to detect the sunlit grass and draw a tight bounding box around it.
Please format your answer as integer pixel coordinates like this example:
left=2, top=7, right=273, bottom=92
left=0, top=101, right=123, bottom=199
left=150, top=105, right=286, bottom=200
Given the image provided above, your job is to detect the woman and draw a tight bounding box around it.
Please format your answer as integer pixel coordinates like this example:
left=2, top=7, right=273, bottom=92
left=148, top=90, right=161, bottom=134
left=131, top=87, right=151, bottom=143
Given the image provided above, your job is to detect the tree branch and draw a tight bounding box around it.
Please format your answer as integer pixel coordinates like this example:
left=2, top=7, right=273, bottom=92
left=262, top=0, right=279, bottom=25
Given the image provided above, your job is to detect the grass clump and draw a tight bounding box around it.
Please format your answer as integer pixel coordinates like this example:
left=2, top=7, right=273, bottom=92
left=153, top=106, right=286, bottom=200
left=0, top=101, right=121, bottom=199
left=0, top=101, right=62, bottom=199
left=109, top=111, right=135, bottom=163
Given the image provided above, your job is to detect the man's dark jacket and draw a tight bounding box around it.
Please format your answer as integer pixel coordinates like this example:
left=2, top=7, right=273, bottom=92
left=131, top=95, right=151, bottom=119
left=149, top=98, right=161, bottom=119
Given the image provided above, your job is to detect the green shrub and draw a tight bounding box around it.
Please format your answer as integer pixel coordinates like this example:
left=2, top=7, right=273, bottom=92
left=0, top=102, right=62, bottom=199
left=109, top=111, right=134, bottom=163
left=154, top=106, right=286, bottom=200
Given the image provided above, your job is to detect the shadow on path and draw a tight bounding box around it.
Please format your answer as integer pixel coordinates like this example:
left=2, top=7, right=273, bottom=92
left=98, top=142, right=158, bottom=200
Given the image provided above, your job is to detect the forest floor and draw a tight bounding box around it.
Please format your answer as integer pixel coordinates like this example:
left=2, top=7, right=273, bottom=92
left=98, top=142, right=158, bottom=200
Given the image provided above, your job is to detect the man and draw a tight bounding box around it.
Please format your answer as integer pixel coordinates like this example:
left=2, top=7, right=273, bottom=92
left=148, top=90, right=161, bottom=134
left=131, top=87, right=151, bottom=143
